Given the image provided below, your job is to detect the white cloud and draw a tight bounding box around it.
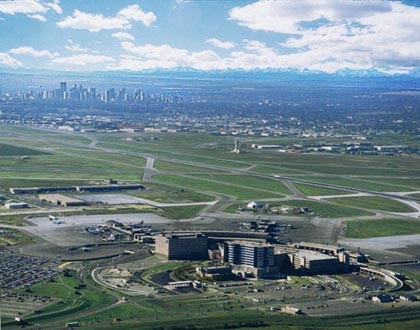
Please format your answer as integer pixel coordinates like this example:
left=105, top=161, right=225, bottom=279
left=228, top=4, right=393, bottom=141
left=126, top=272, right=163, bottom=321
left=47, top=0, right=62, bottom=14
left=65, top=43, right=90, bottom=52
left=52, top=54, right=115, bottom=66
left=0, top=52, right=22, bottom=67
left=206, top=38, right=235, bottom=49
left=229, top=1, right=420, bottom=73
left=114, top=1, right=420, bottom=74
left=0, top=0, right=61, bottom=20
left=117, top=4, right=156, bottom=27
left=9, top=46, right=58, bottom=58
left=0, top=0, right=47, bottom=15
left=112, top=32, right=135, bottom=41
left=57, top=5, right=156, bottom=32
left=229, top=1, right=392, bottom=34
left=117, top=41, right=224, bottom=70
left=28, top=14, right=46, bottom=22
left=112, top=31, right=418, bottom=73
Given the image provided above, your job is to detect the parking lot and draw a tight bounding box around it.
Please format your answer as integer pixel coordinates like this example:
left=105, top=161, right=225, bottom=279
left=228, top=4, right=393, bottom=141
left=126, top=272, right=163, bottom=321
left=0, top=252, right=60, bottom=289
left=78, top=194, right=147, bottom=205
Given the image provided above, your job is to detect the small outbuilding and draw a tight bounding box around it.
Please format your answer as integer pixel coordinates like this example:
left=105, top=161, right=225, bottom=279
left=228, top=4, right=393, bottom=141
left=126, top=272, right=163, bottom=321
left=372, top=294, right=394, bottom=303
left=246, top=201, right=264, bottom=209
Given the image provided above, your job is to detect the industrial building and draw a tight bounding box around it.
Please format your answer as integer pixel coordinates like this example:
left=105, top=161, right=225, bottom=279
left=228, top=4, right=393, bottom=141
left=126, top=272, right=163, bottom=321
left=280, top=306, right=302, bottom=315
left=246, top=201, right=264, bottom=209
left=10, top=183, right=145, bottom=195
left=75, top=184, right=144, bottom=192
left=372, top=294, right=394, bottom=303
left=4, top=202, right=28, bottom=209
left=155, top=233, right=208, bottom=260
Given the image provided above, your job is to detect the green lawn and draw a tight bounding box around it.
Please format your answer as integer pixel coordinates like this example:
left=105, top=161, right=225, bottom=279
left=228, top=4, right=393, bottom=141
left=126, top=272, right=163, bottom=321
left=293, top=182, right=352, bottom=196
left=279, top=163, right=420, bottom=178
left=366, top=178, right=420, bottom=190
left=128, top=183, right=214, bottom=203
left=161, top=205, right=206, bottom=219
left=408, top=193, right=420, bottom=199
left=328, top=196, right=414, bottom=213
left=21, top=272, right=116, bottom=325
left=226, top=199, right=373, bottom=218
left=154, top=174, right=283, bottom=200
left=193, top=174, right=291, bottom=195
left=0, top=178, right=96, bottom=189
left=0, top=228, right=35, bottom=246
left=270, top=199, right=373, bottom=218
left=77, top=303, right=156, bottom=323
left=0, top=154, right=144, bottom=181
left=0, top=214, right=30, bottom=226
left=292, top=176, right=415, bottom=192
left=0, top=143, right=50, bottom=156
left=346, top=218, right=420, bottom=238
left=153, top=160, right=223, bottom=173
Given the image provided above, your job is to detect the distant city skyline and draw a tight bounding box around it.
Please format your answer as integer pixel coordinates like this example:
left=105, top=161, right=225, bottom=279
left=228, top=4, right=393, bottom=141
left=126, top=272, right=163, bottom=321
left=0, top=0, right=420, bottom=74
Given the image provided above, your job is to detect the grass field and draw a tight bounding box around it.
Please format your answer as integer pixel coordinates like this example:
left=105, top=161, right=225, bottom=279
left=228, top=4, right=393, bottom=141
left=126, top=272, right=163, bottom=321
left=153, top=160, right=223, bottom=173
left=365, top=178, right=420, bottom=191
left=346, top=218, right=420, bottom=238
left=18, top=271, right=116, bottom=326
left=161, top=205, right=206, bottom=219
left=154, top=174, right=283, bottom=200
left=0, top=154, right=144, bottom=181
left=65, top=305, right=420, bottom=330
left=293, top=182, right=352, bottom=196
left=292, top=176, right=415, bottom=192
left=408, top=193, right=420, bottom=199
left=193, top=174, right=291, bottom=195
left=252, top=165, right=305, bottom=175
left=0, top=143, right=50, bottom=156
left=0, top=178, right=97, bottom=188
left=128, top=183, right=214, bottom=203
left=226, top=199, right=373, bottom=218
left=328, top=196, right=414, bottom=213
left=0, top=214, right=30, bottom=226
left=0, top=228, right=35, bottom=246
left=270, top=199, right=374, bottom=218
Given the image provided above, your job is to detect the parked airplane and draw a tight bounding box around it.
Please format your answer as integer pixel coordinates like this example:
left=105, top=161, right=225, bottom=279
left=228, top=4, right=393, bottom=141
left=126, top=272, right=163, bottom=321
left=85, top=227, right=103, bottom=235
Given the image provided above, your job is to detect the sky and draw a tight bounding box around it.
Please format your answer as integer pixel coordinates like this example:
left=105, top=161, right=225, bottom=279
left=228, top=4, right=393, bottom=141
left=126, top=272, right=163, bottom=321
left=0, top=0, right=419, bottom=74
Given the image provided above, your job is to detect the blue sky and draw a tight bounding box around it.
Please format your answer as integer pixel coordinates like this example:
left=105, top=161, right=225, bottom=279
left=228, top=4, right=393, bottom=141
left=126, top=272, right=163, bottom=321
left=0, top=0, right=419, bottom=74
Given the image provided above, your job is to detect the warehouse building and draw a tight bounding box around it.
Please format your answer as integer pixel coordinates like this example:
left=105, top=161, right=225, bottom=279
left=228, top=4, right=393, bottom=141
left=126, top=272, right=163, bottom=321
left=75, top=184, right=144, bottom=192
left=4, top=202, right=28, bottom=209
left=10, top=184, right=145, bottom=195
left=155, top=233, right=208, bottom=260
